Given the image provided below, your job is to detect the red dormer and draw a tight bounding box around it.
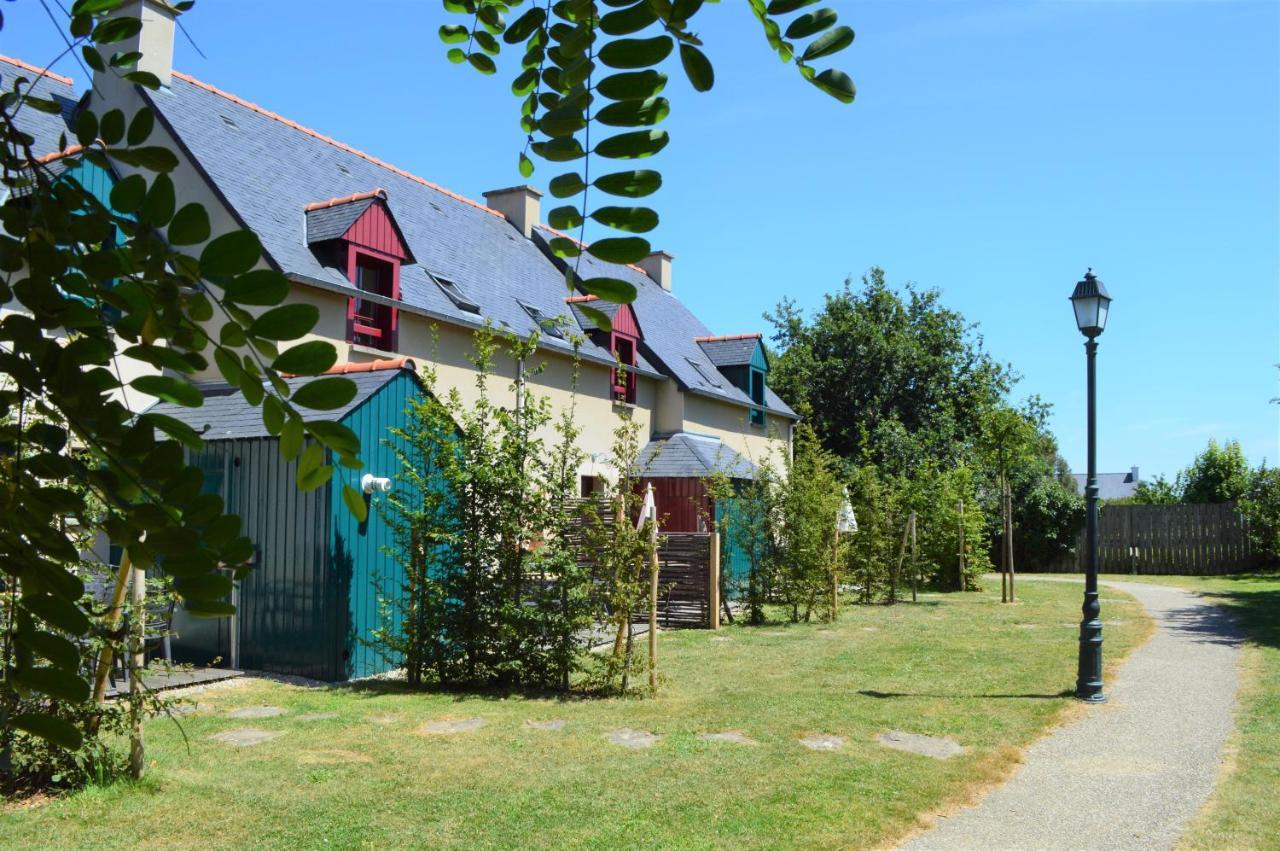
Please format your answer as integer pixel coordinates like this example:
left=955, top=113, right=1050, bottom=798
left=566, top=294, right=642, bottom=404
left=305, top=189, right=413, bottom=352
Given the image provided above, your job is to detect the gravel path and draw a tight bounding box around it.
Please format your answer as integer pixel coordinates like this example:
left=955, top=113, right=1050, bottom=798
left=902, top=579, right=1241, bottom=851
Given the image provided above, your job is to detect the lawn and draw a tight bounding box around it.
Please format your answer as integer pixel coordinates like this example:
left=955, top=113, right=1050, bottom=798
left=1094, top=573, right=1280, bottom=851
left=0, top=579, right=1148, bottom=850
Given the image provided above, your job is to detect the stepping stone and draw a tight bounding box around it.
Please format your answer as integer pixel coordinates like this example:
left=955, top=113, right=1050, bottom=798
left=799, top=734, right=845, bottom=751
left=876, top=730, right=965, bottom=760
left=607, top=728, right=658, bottom=749
left=210, top=728, right=279, bottom=747
left=419, top=718, right=487, bottom=735
left=524, top=719, right=566, bottom=731
left=698, top=731, right=756, bottom=745
left=297, top=712, right=338, bottom=722
left=227, top=706, right=285, bottom=719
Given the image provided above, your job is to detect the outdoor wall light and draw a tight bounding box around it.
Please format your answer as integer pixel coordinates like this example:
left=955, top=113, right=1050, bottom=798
left=361, top=474, right=392, bottom=494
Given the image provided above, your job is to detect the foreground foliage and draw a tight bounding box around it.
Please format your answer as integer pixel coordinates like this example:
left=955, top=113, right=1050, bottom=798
left=0, top=580, right=1149, bottom=849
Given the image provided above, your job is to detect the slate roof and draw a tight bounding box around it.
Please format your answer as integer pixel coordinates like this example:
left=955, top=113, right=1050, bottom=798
left=305, top=196, right=376, bottom=243
left=698, top=336, right=763, bottom=368
left=138, top=75, right=668, bottom=381
left=142, top=367, right=409, bottom=441
left=1070, top=469, right=1141, bottom=501
left=635, top=432, right=758, bottom=480
left=2, top=56, right=79, bottom=162
left=533, top=227, right=797, bottom=419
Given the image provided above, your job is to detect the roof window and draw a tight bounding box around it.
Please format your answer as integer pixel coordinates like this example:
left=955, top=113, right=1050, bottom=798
left=685, top=357, right=722, bottom=389
left=519, top=301, right=565, bottom=339
left=430, top=272, right=480, bottom=314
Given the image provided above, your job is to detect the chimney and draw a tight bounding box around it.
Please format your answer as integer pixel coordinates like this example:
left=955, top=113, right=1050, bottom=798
left=638, top=250, right=673, bottom=292
left=1130, top=466, right=1140, bottom=483
left=105, top=1, right=177, bottom=87
left=483, top=185, right=541, bottom=239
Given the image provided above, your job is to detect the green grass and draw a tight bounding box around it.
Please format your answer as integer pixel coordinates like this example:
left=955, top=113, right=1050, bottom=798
left=0, top=579, right=1149, bottom=850
left=1094, top=573, right=1280, bottom=851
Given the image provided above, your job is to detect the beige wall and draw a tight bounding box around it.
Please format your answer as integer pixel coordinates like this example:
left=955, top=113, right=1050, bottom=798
left=682, top=392, right=792, bottom=469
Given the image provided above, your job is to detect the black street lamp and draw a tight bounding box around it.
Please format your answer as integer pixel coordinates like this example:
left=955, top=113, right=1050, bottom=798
left=1071, top=268, right=1111, bottom=703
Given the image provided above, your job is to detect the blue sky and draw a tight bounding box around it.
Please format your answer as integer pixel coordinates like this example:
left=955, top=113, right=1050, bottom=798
left=9, top=0, right=1278, bottom=480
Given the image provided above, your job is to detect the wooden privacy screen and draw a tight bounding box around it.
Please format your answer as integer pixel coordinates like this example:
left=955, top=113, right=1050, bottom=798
left=1033, top=502, right=1253, bottom=575
left=653, top=533, right=713, bottom=628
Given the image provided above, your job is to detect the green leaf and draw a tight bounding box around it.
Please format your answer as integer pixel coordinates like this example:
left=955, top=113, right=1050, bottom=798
left=580, top=277, right=639, bottom=303
left=14, top=666, right=90, bottom=703
left=174, top=573, right=234, bottom=601
left=106, top=145, right=178, bottom=172
left=532, top=137, right=586, bottom=162
left=343, top=484, right=369, bottom=522
left=518, top=152, right=534, bottom=178
left=447, top=48, right=467, bottom=64
left=588, top=237, right=651, bottom=265
left=811, top=68, right=856, bottom=103
left=599, top=36, right=674, bottom=69
left=468, top=53, right=497, bottom=74
left=21, top=594, right=91, bottom=636
left=75, top=110, right=98, bottom=148
left=596, top=97, right=669, bottom=127
left=93, top=15, right=142, bottom=44
left=141, top=413, right=205, bottom=450
left=131, top=375, right=204, bottom=407
left=11, top=713, right=82, bottom=750
left=262, top=395, right=285, bottom=435
left=547, top=205, right=584, bottom=230
left=19, top=631, right=80, bottom=671
left=540, top=105, right=588, bottom=138
left=549, top=172, right=587, bottom=198
left=184, top=600, right=237, bottom=618
left=281, top=416, right=304, bottom=460
left=578, top=304, right=613, bottom=332
left=548, top=237, right=581, bottom=258
left=595, top=130, right=669, bottom=159
left=109, top=174, right=147, bottom=214
left=594, top=169, right=662, bottom=198
left=590, top=205, right=659, bottom=233
left=201, top=230, right=262, bottom=278
left=679, top=44, right=715, bottom=92
left=597, top=70, right=667, bottom=101
left=439, top=23, right=470, bottom=43
left=305, top=420, right=362, bottom=457
left=600, top=2, right=658, bottom=35
left=504, top=6, right=547, bottom=43
left=767, top=0, right=820, bottom=13
left=168, top=203, right=211, bottom=245
left=802, top=25, right=853, bottom=61
left=291, top=376, right=358, bottom=410
left=127, top=106, right=155, bottom=145
left=248, top=304, right=318, bottom=341
left=99, top=109, right=126, bottom=146
left=223, top=269, right=289, bottom=306
left=785, top=7, right=837, bottom=39
left=141, top=172, right=176, bottom=226
left=272, top=341, right=338, bottom=376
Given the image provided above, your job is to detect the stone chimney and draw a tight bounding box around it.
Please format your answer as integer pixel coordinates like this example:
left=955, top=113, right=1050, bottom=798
left=638, top=250, right=673, bottom=292
left=483, top=185, right=542, bottom=239
left=1130, top=466, right=1140, bottom=483
left=105, top=1, right=177, bottom=87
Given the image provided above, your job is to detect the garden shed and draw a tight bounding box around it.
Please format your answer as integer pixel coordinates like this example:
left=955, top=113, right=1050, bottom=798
left=145, top=358, right=426, bottom=681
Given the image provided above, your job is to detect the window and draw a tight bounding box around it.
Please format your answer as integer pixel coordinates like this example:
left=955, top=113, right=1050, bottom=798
left=518, top=300, right=565, bottom=339
left=749, top=368, right=766, bottom=426
left=611, top=333, right=637, bottom=404
left=685, top=357, right=722, bottom=389
left=431, top=272, right=480, bottom=314
left=348, top=253, right=397, bottom=350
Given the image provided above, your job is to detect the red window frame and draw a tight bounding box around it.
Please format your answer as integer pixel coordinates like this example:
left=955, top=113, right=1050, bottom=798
left=345, top=246, right=400, bottom=352
left=610, top=331, right=638, bottom=404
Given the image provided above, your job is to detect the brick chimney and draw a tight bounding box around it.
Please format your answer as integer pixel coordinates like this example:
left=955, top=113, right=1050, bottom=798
left=483, top=185, right=542, bottom=239
left=638, top=250, right=673, bottom=292
left=104, top=1, right=177, bottom=87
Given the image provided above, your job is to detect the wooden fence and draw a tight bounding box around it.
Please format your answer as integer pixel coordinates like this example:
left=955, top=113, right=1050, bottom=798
left=1035, top=502, right=1252, bottom=575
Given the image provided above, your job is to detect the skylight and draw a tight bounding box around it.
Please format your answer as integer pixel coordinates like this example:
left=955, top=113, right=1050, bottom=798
left=430, top=272, right=480, bottom=314
left=519, top=301, right=565, bottom=339
left=686, top=357, right=722, bottom=389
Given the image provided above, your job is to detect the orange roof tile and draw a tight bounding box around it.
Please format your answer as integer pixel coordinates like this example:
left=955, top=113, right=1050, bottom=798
left=564, top=294, right=599, bottom=304
left=694, top=333, right=762, bottom=343
left=304, top=188, right=387, bottom=212
left=324, top=357, right=414, bottom=375
left=0, top=55, right=73, bottom=86
left=171, top=71, right=505, bottom=220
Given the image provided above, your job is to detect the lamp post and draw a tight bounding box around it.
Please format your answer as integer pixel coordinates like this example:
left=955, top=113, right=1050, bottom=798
left=1071, top=268, right=1111, bottom=703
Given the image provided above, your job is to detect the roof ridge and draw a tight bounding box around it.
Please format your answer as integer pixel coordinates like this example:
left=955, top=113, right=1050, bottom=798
left=695, top=333, right=762, bottom=343
left=324, top=357, right=414, bottom=375
left=170, top=71, right=505, bottom=220
left=0, top=55, right=74, bottom=86
left=304, top=188, right=387, bottom=212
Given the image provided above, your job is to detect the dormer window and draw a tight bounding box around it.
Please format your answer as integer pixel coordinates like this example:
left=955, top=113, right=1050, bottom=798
left=565, top=294, right=644, bottom=405
left=694, top=333, right=769, bottom=427
left=611, top=332, right=637, bottom=404
left=304, top=189, right=413, bottom=354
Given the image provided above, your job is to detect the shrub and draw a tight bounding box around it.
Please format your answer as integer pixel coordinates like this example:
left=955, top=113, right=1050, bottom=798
left=1241, top=465, right=1280, bottom=567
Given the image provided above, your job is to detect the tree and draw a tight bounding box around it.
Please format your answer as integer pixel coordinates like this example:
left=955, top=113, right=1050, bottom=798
left=773, top=423, right=843, bottom=622
left=1129, top=475, right=1180, bottom=505
left=1, top=1, right=365, bottom=770
left=767, top=268, right=1011, bottom=476
left=1240, top=465, right=1280, bottom=567
left=442, top=0, right=857, bottom=322
left=1180, top=439, right=1252, bottom=504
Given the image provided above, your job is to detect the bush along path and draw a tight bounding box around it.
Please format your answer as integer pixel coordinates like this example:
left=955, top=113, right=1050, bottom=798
left=902, top=579, right=1242, bottom=851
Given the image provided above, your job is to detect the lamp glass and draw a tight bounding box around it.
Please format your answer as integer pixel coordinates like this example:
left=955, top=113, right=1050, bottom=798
left=1072, top=293, right=1111, bottom=336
